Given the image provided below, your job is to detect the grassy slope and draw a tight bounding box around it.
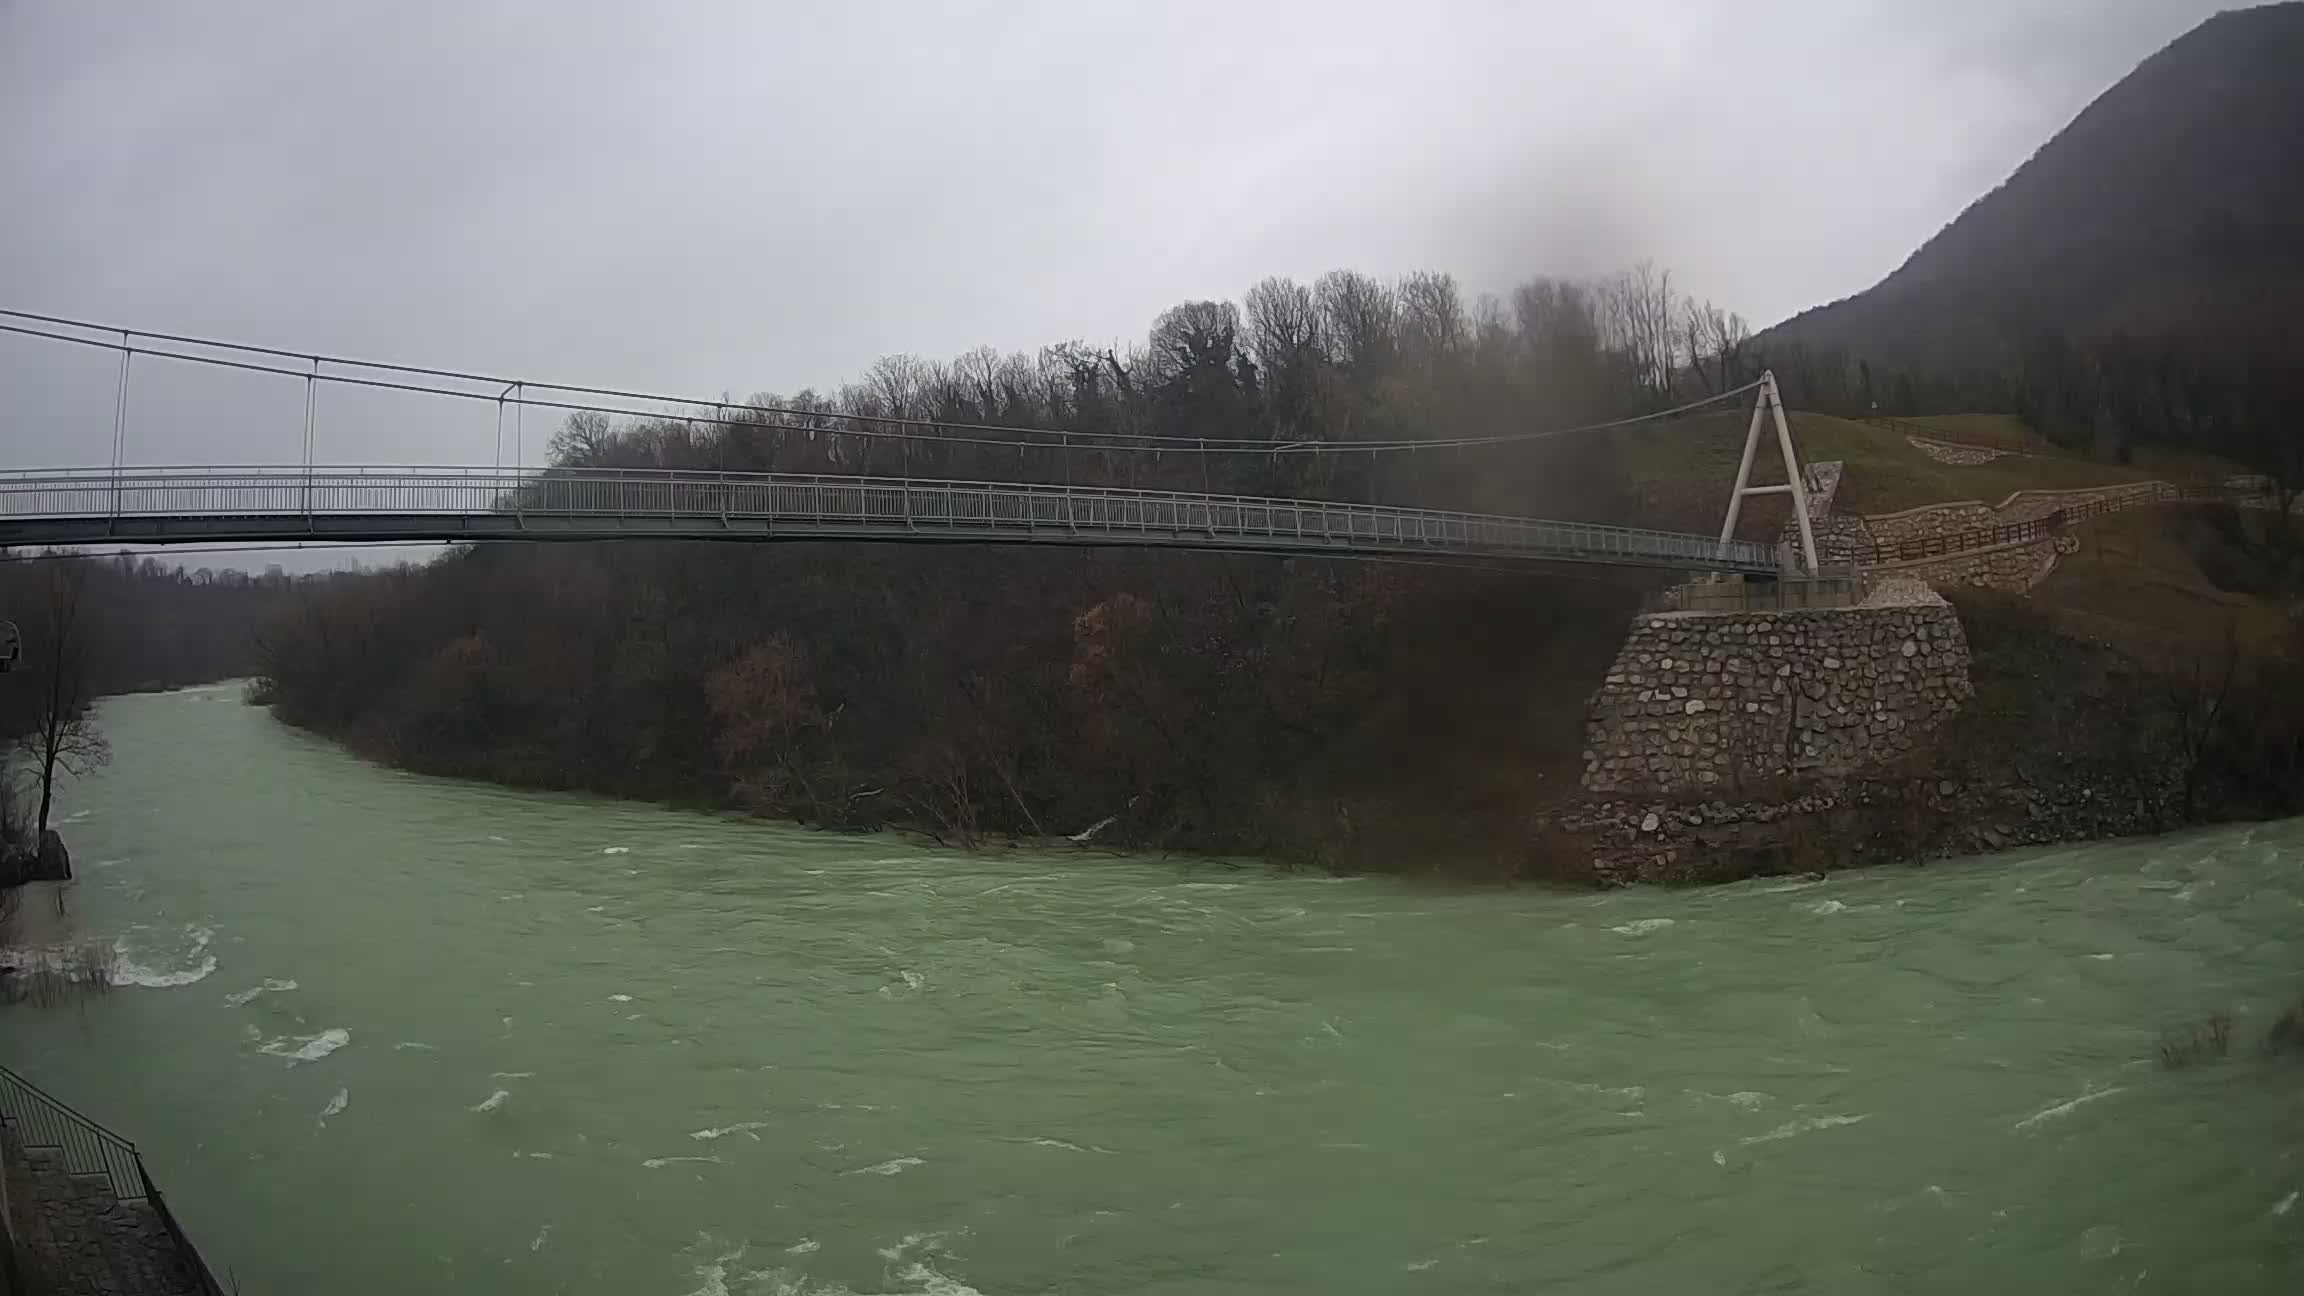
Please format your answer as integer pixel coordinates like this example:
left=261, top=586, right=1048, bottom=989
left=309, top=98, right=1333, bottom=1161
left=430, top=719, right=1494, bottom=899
left=2032, top=506, right=2297, bottom=662
left=1901, top=414, right=2049, bottom=447
left=1610, top=406, right=2275, bottom=661
left=1900, top=414, right=2240, bottom=487
left=1608, top=409, right=2167, bottom=535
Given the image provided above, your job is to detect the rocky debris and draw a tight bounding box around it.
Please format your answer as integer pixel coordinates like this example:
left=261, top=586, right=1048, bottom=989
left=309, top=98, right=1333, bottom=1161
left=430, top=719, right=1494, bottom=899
left=32, top=828, right=70, bottom=881
left=1862, top=577, right=1939, bottom=608
left=1907, top=437, right=2005, bottom=465
left=1549, top=766, right=2176, bottom=888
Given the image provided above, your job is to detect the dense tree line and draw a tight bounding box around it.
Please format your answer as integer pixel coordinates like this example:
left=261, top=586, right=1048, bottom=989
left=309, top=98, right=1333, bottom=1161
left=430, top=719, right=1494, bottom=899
left=1753, top=309, right=2304, bottom=502
left=256, top=265, right=1758, bottom=868
left=525, top=262, right=1757, bottom=522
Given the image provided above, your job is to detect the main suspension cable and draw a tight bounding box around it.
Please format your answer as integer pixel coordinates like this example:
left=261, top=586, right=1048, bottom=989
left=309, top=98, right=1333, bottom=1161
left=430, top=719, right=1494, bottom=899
left=0, top=309, right=1760, bottom=459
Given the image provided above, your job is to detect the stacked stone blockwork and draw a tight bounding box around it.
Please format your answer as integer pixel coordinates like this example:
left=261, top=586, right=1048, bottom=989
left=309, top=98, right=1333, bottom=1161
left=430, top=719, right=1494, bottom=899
left=1581, top=590, right=1972, bottom=798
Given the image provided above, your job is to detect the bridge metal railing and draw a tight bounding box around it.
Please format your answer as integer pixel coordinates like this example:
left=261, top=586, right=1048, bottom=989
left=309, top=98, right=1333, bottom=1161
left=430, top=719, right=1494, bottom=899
left=0, top=465, right=1783, bottom=572
left=0, top=1063, right=226, bottom=1295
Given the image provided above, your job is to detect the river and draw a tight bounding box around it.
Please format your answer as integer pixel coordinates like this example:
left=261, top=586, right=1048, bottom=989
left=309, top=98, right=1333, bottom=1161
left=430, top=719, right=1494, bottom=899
left=4, top=686, right=2300, bottom=1293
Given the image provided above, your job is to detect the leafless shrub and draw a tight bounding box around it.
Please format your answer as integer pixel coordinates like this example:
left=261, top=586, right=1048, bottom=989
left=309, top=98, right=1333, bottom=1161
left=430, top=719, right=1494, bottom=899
left=0, top=938, right=119, bottom=1007
left=2264, top=997, right=2304, bottom=1059
left=2158, top=1011, right=2233, bottom=1068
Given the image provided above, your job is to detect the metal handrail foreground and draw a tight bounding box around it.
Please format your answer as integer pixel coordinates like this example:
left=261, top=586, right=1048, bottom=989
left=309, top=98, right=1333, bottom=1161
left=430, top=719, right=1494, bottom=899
left=0, top=1063, right=226, bottom=1295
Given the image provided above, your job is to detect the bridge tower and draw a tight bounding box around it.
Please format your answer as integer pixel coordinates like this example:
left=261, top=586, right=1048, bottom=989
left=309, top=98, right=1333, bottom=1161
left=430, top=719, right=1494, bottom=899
left=1716, top=371, right=1820, bottom=575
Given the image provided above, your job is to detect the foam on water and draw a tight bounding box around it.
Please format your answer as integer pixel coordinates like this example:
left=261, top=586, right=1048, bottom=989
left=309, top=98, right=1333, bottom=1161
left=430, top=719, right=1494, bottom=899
left=1023, top=1137, right=1116, bottom=1154
left=846, top=1157, right=925, bottom=1177
left=223, top=977, right=298, bottom=1006
left=1739, top=1114, right=1868, bottom=1146
left=1609, top=918, right=1675, bottom=936
left=690, top=1121, right=771, bottom=1142
left=1688, top=1090, right=1770, bottom=1110
left=258, top=1028, right=350, bottom=1064
left=470, top=1089, right=510, bottom=1113
left=113, top=922, right=218, bottom=988
left=113, top=953, right=217, bottom=988
left=317, top=1087, right=348, bottom=1127
left=2013, top=1085, right=2124, bottom=1132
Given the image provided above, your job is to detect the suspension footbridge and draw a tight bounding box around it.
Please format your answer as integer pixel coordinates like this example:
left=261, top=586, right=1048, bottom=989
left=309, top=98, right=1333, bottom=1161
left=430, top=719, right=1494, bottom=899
left=0, top=311, right=1816, bottom=575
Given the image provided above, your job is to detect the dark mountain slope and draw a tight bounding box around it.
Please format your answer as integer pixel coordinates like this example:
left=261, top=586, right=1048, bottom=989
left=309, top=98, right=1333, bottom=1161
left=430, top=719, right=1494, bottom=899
left=1766, top=3, right=2304, bottom=374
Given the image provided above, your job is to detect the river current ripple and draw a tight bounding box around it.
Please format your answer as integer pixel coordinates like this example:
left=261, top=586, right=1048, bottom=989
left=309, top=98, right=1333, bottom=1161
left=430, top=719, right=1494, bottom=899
left=5, top=687, right=2300, bottom=1293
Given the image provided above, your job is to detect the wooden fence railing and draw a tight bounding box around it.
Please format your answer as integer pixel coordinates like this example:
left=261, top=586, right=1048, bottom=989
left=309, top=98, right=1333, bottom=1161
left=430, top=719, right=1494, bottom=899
left=1855, top=483, right=2254, bottom=567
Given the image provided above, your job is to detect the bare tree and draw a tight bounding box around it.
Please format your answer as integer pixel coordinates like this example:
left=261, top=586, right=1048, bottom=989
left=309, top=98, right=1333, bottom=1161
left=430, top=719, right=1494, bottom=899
left=1396, top=271, right=1467, bottom=365
left=547, top=410, right=616, bottom=465
left=1682, top=298, right=1751, bottom=395
left=1597, top=262, right=1682, bottom=396
left=15, top=560, right=110, bottom=843
left=1244, top=276, right=1324, bottom=432
left=1243, top=277, right=1323, bottom=380
left=2165, top=619, right=2241, bottom=821
left=1314, top=270, right=1397, bottom=375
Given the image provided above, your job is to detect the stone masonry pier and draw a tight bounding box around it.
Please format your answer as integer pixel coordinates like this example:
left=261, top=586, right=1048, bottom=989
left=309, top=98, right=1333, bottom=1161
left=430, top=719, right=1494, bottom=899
left=1581, top=582, right=1973, bottom=798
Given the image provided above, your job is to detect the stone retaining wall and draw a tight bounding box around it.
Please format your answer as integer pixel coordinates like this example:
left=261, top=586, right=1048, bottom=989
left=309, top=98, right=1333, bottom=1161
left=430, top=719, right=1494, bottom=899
left=1861, top=500, right=1996, bottom=548
left=1864, top=482, right=2169, bottom=550
left=1880, top=535, right=2080, bottom=592
left=1813, top=481, right=2178, bottom=593
left=1581, top=594, right=1972, bottom=798
left=1779, top=461, right=1876, bottom=565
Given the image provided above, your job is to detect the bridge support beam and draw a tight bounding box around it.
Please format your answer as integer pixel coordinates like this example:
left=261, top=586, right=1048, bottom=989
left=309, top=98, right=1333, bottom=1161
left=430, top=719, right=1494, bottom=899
left=1717, top=371, right=1820, bottom=575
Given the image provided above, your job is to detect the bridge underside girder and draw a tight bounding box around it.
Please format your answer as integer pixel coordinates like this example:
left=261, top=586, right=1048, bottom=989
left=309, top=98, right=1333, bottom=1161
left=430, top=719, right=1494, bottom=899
left=0, top=511, right=1769, bottom=574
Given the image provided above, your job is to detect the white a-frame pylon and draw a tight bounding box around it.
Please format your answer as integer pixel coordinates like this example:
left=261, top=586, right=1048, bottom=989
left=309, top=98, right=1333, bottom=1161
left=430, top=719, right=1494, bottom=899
left=1716, top=370, right=1819, bottom=574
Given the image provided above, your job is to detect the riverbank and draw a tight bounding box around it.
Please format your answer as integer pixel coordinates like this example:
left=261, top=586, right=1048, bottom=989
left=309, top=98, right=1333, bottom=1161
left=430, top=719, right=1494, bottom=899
left=256, top=561, right=2304, bottom=887
left=1539, top=587, right=2296, bottom=883
left=252, top=544, right=1655, bottom=876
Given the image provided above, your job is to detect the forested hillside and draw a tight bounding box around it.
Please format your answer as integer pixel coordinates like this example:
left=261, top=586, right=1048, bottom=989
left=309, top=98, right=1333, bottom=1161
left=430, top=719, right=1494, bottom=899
left=0, top=555, right=290, bottom=701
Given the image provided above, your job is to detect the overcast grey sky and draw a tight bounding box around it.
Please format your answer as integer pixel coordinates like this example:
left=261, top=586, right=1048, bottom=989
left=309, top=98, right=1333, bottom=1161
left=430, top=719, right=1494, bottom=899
left=0, top=0, right=2233, bottom=476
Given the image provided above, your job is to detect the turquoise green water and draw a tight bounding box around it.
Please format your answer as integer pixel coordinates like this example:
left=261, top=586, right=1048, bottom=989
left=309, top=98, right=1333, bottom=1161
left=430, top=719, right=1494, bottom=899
left=4, top=686, right=2302, bottom=1293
